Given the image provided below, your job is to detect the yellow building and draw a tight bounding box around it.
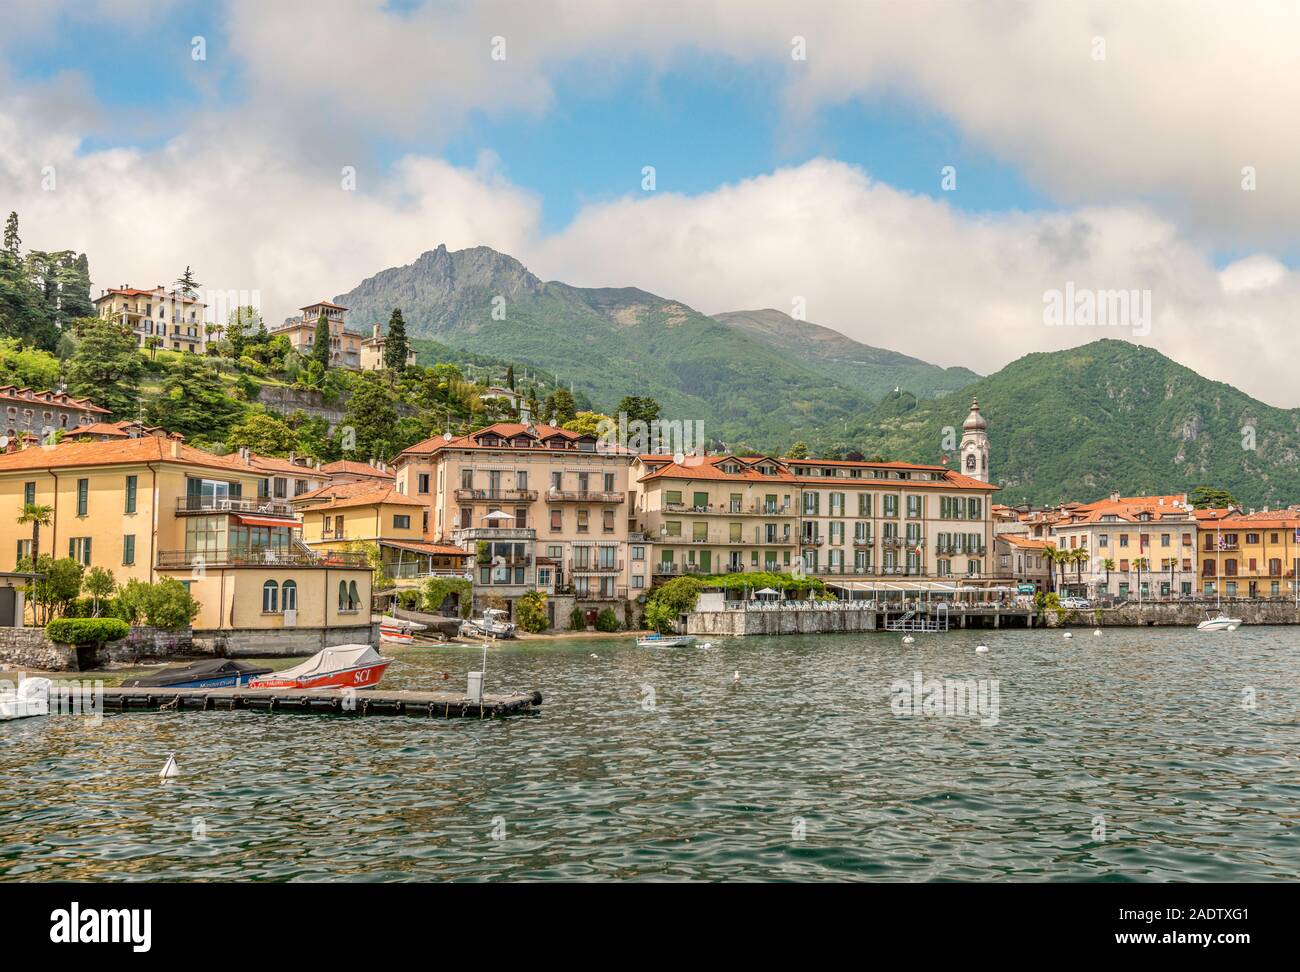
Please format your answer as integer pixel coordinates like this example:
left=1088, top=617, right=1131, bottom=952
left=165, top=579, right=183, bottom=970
left=294, top=480, right=470, bottom=585
left=1197, top=509, right=1300, bottom=599
left=269, top=300, right=364, bottom=370
left=359, top=323, right=418, bottom=371
left=0, top=437, right=372, bottom=650
left=92, top=285, right=209, bottom=353
left=631, top=453, right=997, bottom=588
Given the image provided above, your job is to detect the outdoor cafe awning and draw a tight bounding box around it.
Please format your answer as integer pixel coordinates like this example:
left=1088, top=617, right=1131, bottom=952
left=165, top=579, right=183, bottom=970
left=825, top=580, right=1021, bottom=593
left=237, top=513, right=299, bottom=528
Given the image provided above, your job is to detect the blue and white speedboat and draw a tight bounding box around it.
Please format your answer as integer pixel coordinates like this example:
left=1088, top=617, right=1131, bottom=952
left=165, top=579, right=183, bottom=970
left=120, top=659, right=272, bottom=689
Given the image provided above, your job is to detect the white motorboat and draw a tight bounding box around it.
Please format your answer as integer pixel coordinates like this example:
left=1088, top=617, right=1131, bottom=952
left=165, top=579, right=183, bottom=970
left=636, top=633, right=697, bottom=648
left=1197, top=612, right=1242, bottom=632
left=0, top=676, right=51, bottom=720
left=379, top=615, right=428, bottom=645
left=460, top=608, right=517, bottom=639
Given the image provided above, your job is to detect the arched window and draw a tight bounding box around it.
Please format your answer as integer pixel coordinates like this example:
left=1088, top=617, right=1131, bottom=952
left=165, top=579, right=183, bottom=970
left=348, top=581, right=359, bottom=611
left=262, top=580, right=278, bottom=613
left=338, top=580, right=348, bottom=611
left=282, top=580, right=297, bottom=611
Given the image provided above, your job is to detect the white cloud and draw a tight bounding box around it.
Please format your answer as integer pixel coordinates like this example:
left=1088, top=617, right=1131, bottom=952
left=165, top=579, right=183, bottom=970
left=222, top=0, right=1300, bottom=243
left=0, top=95, right=541, bottom=327
left=531, top=159, right=1300, bottom=407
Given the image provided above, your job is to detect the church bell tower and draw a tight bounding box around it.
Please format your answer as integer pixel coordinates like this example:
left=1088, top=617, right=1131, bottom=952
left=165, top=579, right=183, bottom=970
left=959, top=396, right=989, bottom=483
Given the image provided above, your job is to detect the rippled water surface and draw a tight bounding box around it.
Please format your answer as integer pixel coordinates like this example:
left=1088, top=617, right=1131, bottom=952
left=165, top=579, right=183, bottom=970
left=2, top=627, right=1297, bottom=881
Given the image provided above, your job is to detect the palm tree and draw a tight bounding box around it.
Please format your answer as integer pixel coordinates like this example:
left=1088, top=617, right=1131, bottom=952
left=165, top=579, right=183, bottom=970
left=1051, top=547, right=1070, bottom=593
left=16, top=503, right=52, bottom=566
left=1071, top=548, right=1089, bottom=593
left=1101, top=557, right=1116, bottom=594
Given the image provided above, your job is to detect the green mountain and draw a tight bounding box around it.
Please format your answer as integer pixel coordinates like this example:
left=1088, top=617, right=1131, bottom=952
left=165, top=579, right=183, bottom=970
left=855, top=340, right=1300, bottom=508
left=335, top=245, right=966, bottom=449
left=711, top=308, right=979, bottom=401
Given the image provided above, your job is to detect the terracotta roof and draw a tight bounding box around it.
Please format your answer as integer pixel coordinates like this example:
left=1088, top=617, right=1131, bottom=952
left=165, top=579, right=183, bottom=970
left=638, top=454, right=799, bottom=484
left=0, top=386, right=110, bottom=414
left=0, top=437, right=257, bottom=474
left=293, top=481, right=424, bottom=510
left=301, top=300, right=347, bottom=311
left=65, top=422, right=130, bottom=439
left=398, top=422, right=628, bottom=460
left=379, top=540, right=470, bottom=558
left=1000, top=535, right=1054, bottom=550
left=320, top=460, right=394, bottom=479
left=242, top=454, right=318, bottom=476
left=637, top=453, right=996, bottom=490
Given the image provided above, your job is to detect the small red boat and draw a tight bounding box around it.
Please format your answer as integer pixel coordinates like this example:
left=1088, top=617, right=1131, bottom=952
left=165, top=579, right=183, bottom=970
left=249, top=644, right=392, bottom=690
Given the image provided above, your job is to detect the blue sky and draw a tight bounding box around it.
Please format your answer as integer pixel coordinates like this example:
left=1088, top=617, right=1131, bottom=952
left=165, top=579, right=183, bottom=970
left=7, top=7, right=1052, bottom=233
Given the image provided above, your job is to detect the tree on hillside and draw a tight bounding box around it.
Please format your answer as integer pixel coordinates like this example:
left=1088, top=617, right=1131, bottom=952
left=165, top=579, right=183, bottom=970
left=65, top=317, right=145, bottom=419
left=787, top=441, right=809, bottom=459
left=226, top=413, right=299, bottom=455
left=1189, top=486, right=1238, bottom=510
left=0, top=337, right=59, bottom=388
left=0, top=212, right=60, bottom=350
left=226, top=305, right=259, bottom=360
left=340, top=373, right=399, bottom=460
left=174, top=266, right=201, bottom=299
left=310, top=312, right=331, bottom=371
left=505, top=364, right=515, bottom=390
left=382, top=308, right=410, bottom=372
left=144, top=357, right=246, bottom=443
left=563, top=411, right=612, bottom=436
left=616, top=395, right=661, bottom=427
left=544, top=387, right=576, bottom=426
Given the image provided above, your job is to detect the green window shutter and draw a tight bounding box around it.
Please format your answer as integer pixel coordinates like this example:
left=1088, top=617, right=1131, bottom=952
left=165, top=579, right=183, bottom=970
left=124, top=535, right=135, bottom=565
left=125, top=475, right=138, bottom=513
left=77, top=478, right=88, bottom=516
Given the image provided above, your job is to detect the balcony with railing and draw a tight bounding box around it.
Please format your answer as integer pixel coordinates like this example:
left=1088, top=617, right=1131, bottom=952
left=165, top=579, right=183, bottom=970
left=455, top=487, right=539, bottom=503
left=176, top=496, right=297, bottom=517
left=570, top=559, right=623, bottom=574
left=662, top=501, right=794, bottom=516
left=157, top=547, right=368, bottom=569
left=546, top=490, right=625, bottom=504
left=452, top=527, right=536, bottom=543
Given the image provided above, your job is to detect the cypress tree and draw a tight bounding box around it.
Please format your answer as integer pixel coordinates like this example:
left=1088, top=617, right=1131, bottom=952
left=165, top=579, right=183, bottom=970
left=382, top=308, right=409, bottom=371
left=311, top=312, right=332, bottom=371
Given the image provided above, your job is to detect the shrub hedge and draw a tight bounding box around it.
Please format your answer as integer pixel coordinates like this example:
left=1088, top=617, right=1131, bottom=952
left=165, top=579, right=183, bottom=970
left=46, top=617, right=130, bottom=645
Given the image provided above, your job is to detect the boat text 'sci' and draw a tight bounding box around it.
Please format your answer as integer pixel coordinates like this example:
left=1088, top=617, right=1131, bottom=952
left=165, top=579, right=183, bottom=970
left=249, top=645, right=392, bottom=690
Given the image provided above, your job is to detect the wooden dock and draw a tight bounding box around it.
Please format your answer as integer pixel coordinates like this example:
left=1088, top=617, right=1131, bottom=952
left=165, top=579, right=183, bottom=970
left=74, top=686, right=543, bottom=719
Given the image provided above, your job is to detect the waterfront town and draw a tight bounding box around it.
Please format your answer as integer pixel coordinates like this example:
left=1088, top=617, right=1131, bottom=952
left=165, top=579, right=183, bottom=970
left=0, top=285, right=1292, bottom=655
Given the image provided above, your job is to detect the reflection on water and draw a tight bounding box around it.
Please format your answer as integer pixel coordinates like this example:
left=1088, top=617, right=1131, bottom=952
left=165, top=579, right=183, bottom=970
left=1, top=627, right=1296, bottom=881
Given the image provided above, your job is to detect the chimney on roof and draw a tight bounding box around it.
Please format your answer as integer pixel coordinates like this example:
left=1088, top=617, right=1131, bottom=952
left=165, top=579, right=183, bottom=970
left=1110, top=491, right=1120, bottom=503
left=170, top=437, right=182, bottom=459
left=373, top=323, right=381, bottom=339
left=239, top=446, right=251, bottom=465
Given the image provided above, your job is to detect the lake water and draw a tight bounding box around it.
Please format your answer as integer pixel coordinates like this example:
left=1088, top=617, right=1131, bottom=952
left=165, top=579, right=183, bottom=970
left=2, top=627, right=1296, bottom=881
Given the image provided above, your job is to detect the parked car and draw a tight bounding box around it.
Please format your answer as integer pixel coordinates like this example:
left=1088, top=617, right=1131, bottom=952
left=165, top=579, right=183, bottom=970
left=1059, top=596, right=1091, bottom=609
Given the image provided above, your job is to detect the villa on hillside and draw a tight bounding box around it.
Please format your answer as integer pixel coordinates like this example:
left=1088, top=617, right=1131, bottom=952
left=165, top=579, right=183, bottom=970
left=92, top=285, right=209, bottom=353
left=270, top=300, right=365, bottom=370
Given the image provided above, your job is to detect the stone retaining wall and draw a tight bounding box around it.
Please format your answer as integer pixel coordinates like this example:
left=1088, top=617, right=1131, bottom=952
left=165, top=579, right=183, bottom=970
left=1060, top=601, right=1300, bottom=626
left=0, top=625, right=197, bottom=672
left=687, top=608, right=878, bottom=637
left=194, top=622, right=379, bottom=657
